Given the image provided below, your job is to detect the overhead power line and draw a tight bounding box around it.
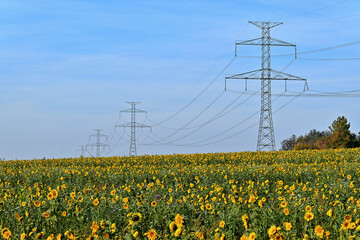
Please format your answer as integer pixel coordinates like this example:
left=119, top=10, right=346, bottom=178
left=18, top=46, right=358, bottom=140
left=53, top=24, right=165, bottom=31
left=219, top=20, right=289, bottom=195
left=145, top=91, right=284, bottom=147
left=227, top=89, right=360, bottom=98
left=237, top=40, right=360, bottom=59
left=151, top=56, right=236, bottom=126
left=144, top=24, right=250, bottom=122
left=145, top=40, right=304, bottom=146
left=103, top=127, right=128, bottom=156
left=272, top=0, right=351, bottom=21
left=146, top=90, right=226, bottom=144
left=287, top=12, right=360, bottom=25
left=146, top=90, right=259, bottom=145
left=186, top=91, right=305, bottom=147
left=144, top=91, right=301, bottom=147
left=298, top=57, right=360, bottom=61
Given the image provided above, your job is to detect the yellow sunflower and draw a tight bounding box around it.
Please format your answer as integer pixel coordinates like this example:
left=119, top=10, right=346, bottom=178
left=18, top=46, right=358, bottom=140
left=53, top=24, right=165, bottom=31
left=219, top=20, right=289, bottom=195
left=174, top=214, right=184, bottom=227
left=144, top=229, right=157, bottom=240
left=314, top=225, right=324, bottom=238
left=34, top=200, right=41, bottom=207
left=1, top=228, right=11, bottom=240
left=304, top=212, right=314, bottom=221
left=219, top=221, right=225, bottom=228
left=93, top=198, right=99, bottom=206
left=131, top=213, right=142, bottom=223
left=169, top=221, right=178, bottom=232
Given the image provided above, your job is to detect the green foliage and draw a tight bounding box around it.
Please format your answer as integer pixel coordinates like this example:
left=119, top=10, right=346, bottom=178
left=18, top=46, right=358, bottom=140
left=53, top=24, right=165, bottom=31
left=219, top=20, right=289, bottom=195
left=280, top=134, right=297, bottom=151
left=293, top=142, right=316, bottom=150
left=281, top=116, right=359, bottom=151
left=329, top=116, right=351, bottom=133
left=327, top=130, right=351, bottom=149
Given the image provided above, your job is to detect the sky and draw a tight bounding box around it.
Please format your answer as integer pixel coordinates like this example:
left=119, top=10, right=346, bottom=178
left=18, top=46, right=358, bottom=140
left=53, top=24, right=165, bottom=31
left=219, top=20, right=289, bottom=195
left=0, top=0, right=360, bottom=160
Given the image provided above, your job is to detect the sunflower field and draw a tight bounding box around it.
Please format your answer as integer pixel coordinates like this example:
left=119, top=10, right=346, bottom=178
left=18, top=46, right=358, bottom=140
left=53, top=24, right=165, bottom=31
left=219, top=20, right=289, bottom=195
left=1, top=148, right=360, bottom=239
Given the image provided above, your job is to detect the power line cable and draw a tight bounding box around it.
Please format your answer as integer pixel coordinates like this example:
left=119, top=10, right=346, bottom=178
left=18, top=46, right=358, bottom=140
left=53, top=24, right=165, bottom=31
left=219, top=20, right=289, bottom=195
left=146, top=90, right=226, bottom=144
left=154, top=90, right=259, bottom=145
left=144, top=89, right=247, bottom=131
left=144, top=25, right=251, bottom=128
left=151, top=57, right=236, bottom=126
left=145, top=91, right=285, bottom=147
left=145, top=59, right=258, bottom=131
left=177, top=91, right=303, bottom=147
left=230, top=89, right=360, bottom=98
left=144, top=24, right=250, bottom=116
left=237, top=40, right=360, bottom=59
left=298, top=57, right=360, bottom=61
left=148, top=57, right=299, bottom=145
left=104, top=128, right=128, bottom=156
left=287, top=12, right=360, bottom=25
left=271, top=0, right=351, bottom=21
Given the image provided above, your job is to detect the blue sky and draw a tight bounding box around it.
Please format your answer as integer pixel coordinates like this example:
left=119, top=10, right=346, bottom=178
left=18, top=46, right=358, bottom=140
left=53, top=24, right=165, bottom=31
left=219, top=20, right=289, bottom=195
left=0, top=0, right=360, bottom=159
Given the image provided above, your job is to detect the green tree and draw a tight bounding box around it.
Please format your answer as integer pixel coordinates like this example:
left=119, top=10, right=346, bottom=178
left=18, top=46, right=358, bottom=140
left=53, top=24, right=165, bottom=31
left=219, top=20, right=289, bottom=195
left=327, top=116, right=358, bottom=149
left=280, top=134, right=297, bottom=151
left=329, top=116, right=350, bottom=133
left=327, top=131, right=351, bottom=149
left=281, top=116, right=360, bottom=151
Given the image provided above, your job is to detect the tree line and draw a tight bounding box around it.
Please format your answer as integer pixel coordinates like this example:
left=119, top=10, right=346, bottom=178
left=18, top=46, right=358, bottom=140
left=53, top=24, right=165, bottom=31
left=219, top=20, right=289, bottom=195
left=280, top=116, right=360, bottom=150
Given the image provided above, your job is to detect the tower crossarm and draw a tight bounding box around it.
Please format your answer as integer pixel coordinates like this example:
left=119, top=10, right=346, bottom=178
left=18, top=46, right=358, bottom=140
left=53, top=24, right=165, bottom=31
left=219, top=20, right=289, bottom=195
left=269, top=37, right=296, bottom=47
left=226, top=69, right=306, bottom=81
left=249, top=21, right=283, bottom=29
left=116, top=123, right=151, bottom=129
left=120, top=109, right=147, bottom=113
left=235, top=37, right=296, bottom=57
left=120, top=108, right=147, bottom=118
left=236, top=37, right=295, bottom=47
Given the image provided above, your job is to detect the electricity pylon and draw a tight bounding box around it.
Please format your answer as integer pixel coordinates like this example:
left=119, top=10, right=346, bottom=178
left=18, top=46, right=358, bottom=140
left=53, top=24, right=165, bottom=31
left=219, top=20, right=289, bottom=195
left=226, top=21, right=307, bottom=151
left=116, top=102, right=151, bottom=157
left=86, top=129, right=110, bottom=157
left=75, top=145, right=86, bottom=157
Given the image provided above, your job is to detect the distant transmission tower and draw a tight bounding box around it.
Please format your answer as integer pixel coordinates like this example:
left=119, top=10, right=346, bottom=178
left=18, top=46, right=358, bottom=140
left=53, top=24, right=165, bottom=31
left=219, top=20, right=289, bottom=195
left=226, top=21, right=307, bottom=151
left=116, top=102, right=151, bottom=156
left=86, top=129, right=110, bottom=157
left=75, top=145, right=86, bottom=157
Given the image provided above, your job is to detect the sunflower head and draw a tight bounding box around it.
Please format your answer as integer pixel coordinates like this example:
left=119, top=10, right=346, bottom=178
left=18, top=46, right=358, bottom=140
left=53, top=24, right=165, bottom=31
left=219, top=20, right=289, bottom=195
left=169, top=221, right=178, bottom=232
left=219, top=221, right=225, bottom=228
left=175, top=214, right=184, bottom=227
left=47, top=193, right=54, bottom=200
left=132, top=213, right=142, bottom=223
left=304, top=212, right=314, bottom=221
left=93, top=198, right=99, bottom=206
left=174, top=227, right=182, bottom=237
left=144, top=229, right=157, bottom=240
left=34, top=200, right=41, bottom=207
left=314, top=225, right=324, bottom=237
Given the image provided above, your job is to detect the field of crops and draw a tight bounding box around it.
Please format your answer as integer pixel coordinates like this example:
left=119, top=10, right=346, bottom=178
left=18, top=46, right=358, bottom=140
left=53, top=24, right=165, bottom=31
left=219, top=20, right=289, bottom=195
left=1, top=148, right=360, bottom=239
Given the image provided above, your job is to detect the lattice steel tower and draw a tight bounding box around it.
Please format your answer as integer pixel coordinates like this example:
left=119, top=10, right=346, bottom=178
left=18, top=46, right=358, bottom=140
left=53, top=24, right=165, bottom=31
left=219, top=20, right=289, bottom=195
left=86, top=129, right=110, bottom=157
left=76, top=145, right=86, bottom=157
left=226, top=21, right=307, bottom=151
left=116, top=102, right=151, bottom=156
